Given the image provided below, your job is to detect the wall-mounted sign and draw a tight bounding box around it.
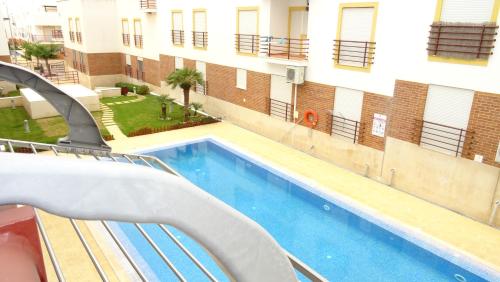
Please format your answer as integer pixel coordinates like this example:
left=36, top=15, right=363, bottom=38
left=372, top=113, right=387, bottom=137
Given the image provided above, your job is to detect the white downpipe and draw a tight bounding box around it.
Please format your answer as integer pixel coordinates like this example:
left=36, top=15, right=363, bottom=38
left=293, top=83, right=298, bottom=123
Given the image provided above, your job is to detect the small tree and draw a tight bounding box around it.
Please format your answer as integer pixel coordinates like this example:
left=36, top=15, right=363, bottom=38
left=165, top=68, right=204, bottom=122
left=190, top=102, right=203, bottom=117
left=32, top=44, right=59, bottom=76
left=157, top=94, right=175, bottom=120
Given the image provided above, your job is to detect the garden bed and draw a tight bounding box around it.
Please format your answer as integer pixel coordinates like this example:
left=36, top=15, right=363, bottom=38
left=127, top=117, right=219, bottom=137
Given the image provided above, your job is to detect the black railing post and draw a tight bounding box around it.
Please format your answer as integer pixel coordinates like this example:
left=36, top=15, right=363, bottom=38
left=363, top=41, right=368, bottom=67
left=251, top=35, right=255, bottom=54
left=456, top=128, right=463, bottom=157
left=353, top=121, right=358, bottom=144
left=434, top=25, right=442, bottom=55
left=287, top=39, right=291, bottom=59
left=477, top=25, right=486, bottom=58
left=268, top=38, right=271, bottom=57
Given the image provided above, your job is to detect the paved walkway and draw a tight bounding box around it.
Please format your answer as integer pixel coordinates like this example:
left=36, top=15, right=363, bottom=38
left=104, top=95, right=145, bottom=106
left=99, top=103, right=127, bottom=140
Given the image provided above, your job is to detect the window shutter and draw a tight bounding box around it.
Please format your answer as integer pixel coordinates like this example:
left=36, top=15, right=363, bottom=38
left=333, top=87, right=364, bottom=121
left=339, top=7, right=374, bottom=67
left=238, top=10, right=258, bottom=35
left=270, top=75, right=292, bottom=103
left=441, top=0, right=495, bottom=23
left=172, top=13, right=183, bottom=30
left=175, top=57, right=183, bottom=69
left=236, top=69, right=247, bottom=90
left=194, top=11, right=206, bottom=32
left=424, top=85, right=474, bottom=129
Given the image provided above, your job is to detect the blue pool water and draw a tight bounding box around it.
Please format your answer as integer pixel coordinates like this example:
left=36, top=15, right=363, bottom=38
left=116, top=140, right=490, bottom=281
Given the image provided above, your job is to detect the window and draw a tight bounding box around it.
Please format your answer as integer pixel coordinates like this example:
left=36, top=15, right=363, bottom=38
left=137, top=58, right=144, bottom=81
left=79, top=51, right=86, bottom=73
left=420, top=85, right=474, bottom=156
left=428, top=0, right=499, bottom=64
left=269, top=75, right=293, bottom=121
left=75, top=18, right=82, bottom=43
left=125, top=55, right=132, bottom=76
left=68, top=18, right=74, bottom=42
left=236, top=69, right=247, bottom=90
left=236, top=7, right=259, bottom=54
left=331, top=87, right=364, bottom=143
left=122, top=19, right=130, bottom=46
left=134, top=19, right=143, bottom=48
left=193, top=9, right=207, bottom=49
left=334, top=3, right=378, bottom=70
left=43, top=5, right=57, bottom=12
left=195, top=61, right=207, bottom=95
left=172, top=10, right=184, bottom=46
left=175, top=57, right=183, bottom=70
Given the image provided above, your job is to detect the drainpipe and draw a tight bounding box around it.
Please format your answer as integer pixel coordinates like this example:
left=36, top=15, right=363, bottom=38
left=293, top=83, right=298, bottom=123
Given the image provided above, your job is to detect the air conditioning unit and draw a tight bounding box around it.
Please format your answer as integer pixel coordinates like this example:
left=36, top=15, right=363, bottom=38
left=286, top=66, right=305, bottom=84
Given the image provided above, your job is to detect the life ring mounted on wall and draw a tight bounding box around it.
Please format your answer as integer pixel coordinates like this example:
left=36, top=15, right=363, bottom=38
left=303, top=109, right=319, bottom=127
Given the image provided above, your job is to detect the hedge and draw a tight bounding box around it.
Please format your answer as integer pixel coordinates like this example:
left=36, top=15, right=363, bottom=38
left=115, top=82, right=150, bottom=95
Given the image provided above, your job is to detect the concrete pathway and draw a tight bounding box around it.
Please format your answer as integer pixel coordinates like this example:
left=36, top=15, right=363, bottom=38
left=104, top=95, right=145, bottom=106
left=99, top=103, right=127, bottom=140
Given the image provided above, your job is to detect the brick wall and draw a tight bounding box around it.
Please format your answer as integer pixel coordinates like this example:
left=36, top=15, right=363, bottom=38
left=120, top=53, right=127, bottom=75
left=130, top=55, right=137, bottom=80
left=296, top=81, right=335, bottom=134
left=184, top=58, right=196, bottom=70
left=159, top=54, right=174, bottom=80
left=87, top=53, right=122, bottom=76
left=359, top=92, right=392, bottom=151
left=206, top=63, right=270, bottom=114
left=144, top=58, right=160, bottom=86
left=463, top=92, right=500, bottom=167
left=388, top=80, right=428, bottom=144
left=0, top=55, right=11, bottom=63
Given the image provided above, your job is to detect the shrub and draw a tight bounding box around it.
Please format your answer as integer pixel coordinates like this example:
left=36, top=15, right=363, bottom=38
left=136, top=85, right=150, bottom=95
left=114, top=82, right=149, bottom=95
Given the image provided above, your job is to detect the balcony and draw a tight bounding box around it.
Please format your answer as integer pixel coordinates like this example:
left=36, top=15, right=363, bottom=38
left=259, top=36, right=309, bottom=64
left=171, top=30, right=184, bottom=46
left=427, top=22, right=498, bottom=61
left=134, top=35, right=143, bottom=48
left=76, top=32, right=82, bottom=43
left=192, top=31, right=208, bottom=49
left=140, top=0, right=156, bottom=12
left=328, top=114, right=365, bottom=144
left=333, top=40, right=376, bottom=68
left=122, top=33, right=130, bottom=46
left=235, top=34, right=259, bottom=55
left=31, top=33, right=64, bottom=43
left=268, top=98, right=293, bottom=121
left=69, top=31, right=75, bottom=42
left=414, top=120, right=474, bottom=157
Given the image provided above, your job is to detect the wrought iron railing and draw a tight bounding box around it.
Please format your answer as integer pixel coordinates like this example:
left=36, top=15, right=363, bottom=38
left=0, top=138, right=328, bottom=282
left=333, top=40, right=376, bottom=67
left=76, top=32, right=82, bottom=43
left=235, top=34, right=259, bottom=54
left=140, top=0, right=156, bottom=9
left=329, top=114, right=364, bottom=143
left=260, top=36, right=309, bottom=60
left=172, top=30, right=184, bottom=46
left=414, top=120, right=474, bottom=157
left=193, top=31, right=208, bottom=48
left=269, top=98, right=293, bottom=122
left=134, top=35, right=143, bottom=48
left=69, top=31, right=75, bottom=42
left=49, top=61, right=65, bottom=74
left=46, top=71, right=79, bottom=84
left=427, top=22, right=498, bottom=60
left=31, top=34, right=64, bottom=43
left=195, top=81, right=207, bottom=95
left=122, top=33, right=130, bottom=46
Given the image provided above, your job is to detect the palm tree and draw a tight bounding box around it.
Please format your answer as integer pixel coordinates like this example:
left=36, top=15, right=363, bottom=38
left=165, top=68, right=204, bottom=122
left=32, top=44, right=59, bottom=76
left=190, top=102, right=203, bottom=117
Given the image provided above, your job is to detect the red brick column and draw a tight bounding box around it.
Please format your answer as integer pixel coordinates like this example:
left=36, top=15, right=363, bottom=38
left=463, top=92, right=500, bottom=167
left=143, top=58, right=160, bottom=86
left=159, top=54, right=175, bottom=80
left=359, top=92, right=392, bottom=151
left=0, top=55, right=12, bottom=63
left=296, top=81, right=335, bottom=134
left=388, top=80, right=429, bottom=144
left=87, top=53, right=122, bottom=76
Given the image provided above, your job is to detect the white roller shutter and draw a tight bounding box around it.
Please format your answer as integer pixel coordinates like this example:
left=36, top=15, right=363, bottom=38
left=196, top=61, right=207, bottom=94
left=441, top=0, right=494, bottom=23
left=333, top=87, right=364, bottom=121
left=236, top=69, right=247, bottom=90
left=270, top=75, right=292, bottom=103
left=238, top=10, right=258, bottom=34
left=194, top=11, right=206, bottom=32
left=172, top=12, right=183, bottom=30
left=339, top=7, right=374, bottom=67
left=122, top=20, right=129, bottom=34
left=175, top=57, right=183, bottom=69
left=421, top=85, right=474, bottom=156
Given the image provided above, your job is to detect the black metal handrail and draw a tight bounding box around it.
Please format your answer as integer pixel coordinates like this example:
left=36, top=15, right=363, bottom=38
left=235, top=34, right=259, bottom=54
left=333, top=40, right=376, bottom=67
left=260, top=36, right=309, bottom=60
left=269, top=98, right=293, bottom=122
left=172, top=30, right=184, bottom=46
left=329, top=114, right=364, bottom=144
left=134, top=35, right=143, bottom=48
left=415, top=120, right=474, bottom=157
left=427, top=22, right=498, bottom=59
left=76, top=32, right=82, bottom=43
left=69, top=31, right=75, bottom=42
left=122, top=33, right=130, bottom=46
left=140, top=0, right=156, bottom=9
left=192, top=31, right=208, bottom=48
left=46, top=71, right=79, bottom=85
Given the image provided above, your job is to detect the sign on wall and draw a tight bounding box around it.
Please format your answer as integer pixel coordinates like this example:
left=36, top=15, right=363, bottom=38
left=372, top=113, right=387, bottom=137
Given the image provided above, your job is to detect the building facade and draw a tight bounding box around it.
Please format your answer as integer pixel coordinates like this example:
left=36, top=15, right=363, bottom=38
left=57, top=0, right=500, bottom=225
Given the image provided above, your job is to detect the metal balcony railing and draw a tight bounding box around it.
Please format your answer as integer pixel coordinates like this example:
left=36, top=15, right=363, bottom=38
left=192, top=31, right=208, bottom=48
left=171, top=30, right=184, bottom=46
left=49, top=61, right=65, bottom=74
left=427, top=22, right=498, bottom=60
left=235, top=34, right=259, bottom=54
left=69, top=31, right=75, bottom=42
left=195, top=81, right=207, bottom=95
left=46, top=70, right=79, bottom=84
left=333, top=40, right=376, bottom=67
left=260, top=36, right=309, bottom=60
left=140, top=0, right=156, bottom=10
left=134, top=34, right=143, bottom=48
left=414, top=120, right=474, bottom=157
left=0, top=138, right=328, bottom=282
left=122, top=33, right=130, bottom=46
left=329, top=114, right=364, bottom=144
left=269, top=98, right=293, bottom=122
left=75, top=32, right=82, bottom=43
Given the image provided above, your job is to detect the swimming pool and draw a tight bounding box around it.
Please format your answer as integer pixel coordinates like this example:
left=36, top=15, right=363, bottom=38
left=115, top=138, right=496, bottom=281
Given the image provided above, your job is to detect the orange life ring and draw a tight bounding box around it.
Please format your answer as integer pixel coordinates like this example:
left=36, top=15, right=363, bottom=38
left=304, top=110, right=319, bottom=127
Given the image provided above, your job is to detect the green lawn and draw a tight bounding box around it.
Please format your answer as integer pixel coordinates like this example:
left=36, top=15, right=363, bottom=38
left=1, top=90, right=21, bottom=98
left=101, top=95, right=138, bottom=104
left=109, top=95, right=192, bottom=135
left=0, top=107, right=111, bottom=144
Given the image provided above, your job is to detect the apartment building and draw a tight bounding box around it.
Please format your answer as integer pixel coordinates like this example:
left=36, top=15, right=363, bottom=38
left=58, top=0, right=500, bottom=225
